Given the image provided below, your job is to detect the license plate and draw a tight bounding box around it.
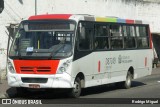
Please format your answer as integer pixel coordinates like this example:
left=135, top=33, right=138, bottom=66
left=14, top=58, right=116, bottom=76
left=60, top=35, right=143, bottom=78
left=29, top=84, right=40, bottom=89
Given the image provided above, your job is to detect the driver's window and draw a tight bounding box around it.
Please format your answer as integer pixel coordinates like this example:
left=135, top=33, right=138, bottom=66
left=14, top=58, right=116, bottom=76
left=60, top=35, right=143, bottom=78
left=78, top=21, right=93, bottom=51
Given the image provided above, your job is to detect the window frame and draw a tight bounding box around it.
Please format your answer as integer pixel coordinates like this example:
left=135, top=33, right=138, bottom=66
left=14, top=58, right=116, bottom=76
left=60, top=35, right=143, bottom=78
left=135, top=25, right=150, bottom=49
left=109, top=23, right=124, bottom=50
left=76, top=21, right=150, bottom=52
left=94, top=22, right=110, bottom=51
left=123, top=25, right=137, bottom=49
left=77, top=21, right=94, bottom=51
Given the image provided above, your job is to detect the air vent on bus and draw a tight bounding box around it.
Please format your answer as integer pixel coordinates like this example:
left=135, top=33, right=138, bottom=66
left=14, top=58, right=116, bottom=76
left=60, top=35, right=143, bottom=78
left=20, top=67, right=34, bottom=72
left=20, top=66, right=51, bottom=73
left=37, top=67, right=51, bottom=72
left=21, top=77, right=48, bottom=83
left=20, top=39, right=32, bottom=50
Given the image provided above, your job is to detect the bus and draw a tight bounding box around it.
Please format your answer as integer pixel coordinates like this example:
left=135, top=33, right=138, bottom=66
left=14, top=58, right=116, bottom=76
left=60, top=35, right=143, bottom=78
left=7, top=14, right=153, bottom=98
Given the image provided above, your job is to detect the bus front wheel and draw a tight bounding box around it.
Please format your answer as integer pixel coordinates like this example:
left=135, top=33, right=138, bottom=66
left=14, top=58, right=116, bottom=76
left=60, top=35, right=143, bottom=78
left=69, top=77, right=81, bottom=98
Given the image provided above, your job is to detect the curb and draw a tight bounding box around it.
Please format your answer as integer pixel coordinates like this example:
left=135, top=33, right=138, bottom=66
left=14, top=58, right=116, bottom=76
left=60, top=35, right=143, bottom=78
left=0, top=69, right=7, bottom=80
left=0, top=93, right=8, bottom=98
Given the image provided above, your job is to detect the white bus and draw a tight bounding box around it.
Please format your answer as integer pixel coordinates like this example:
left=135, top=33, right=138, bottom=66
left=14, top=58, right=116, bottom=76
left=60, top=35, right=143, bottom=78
left=7, top=14, right=153, bottom=98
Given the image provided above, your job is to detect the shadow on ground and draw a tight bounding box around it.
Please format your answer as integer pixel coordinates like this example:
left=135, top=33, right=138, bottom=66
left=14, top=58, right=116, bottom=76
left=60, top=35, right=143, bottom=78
left=6, top=81, right=146, bottom=99
left=81, top=81, right=146, bottom=96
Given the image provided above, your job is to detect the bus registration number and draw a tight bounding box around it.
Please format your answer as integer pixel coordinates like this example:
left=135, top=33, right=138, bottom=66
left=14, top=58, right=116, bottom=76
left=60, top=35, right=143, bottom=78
left=29, top=84, right=40, bottom=89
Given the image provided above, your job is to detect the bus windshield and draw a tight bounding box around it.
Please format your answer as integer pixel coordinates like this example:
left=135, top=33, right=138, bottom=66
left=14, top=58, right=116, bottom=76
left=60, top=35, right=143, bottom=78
left=9, top=20, right=76, bottom=59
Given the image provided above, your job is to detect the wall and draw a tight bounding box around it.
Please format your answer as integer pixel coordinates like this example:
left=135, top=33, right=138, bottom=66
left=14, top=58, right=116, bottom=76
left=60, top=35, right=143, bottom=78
left=0, top=0, right=160, bottom=69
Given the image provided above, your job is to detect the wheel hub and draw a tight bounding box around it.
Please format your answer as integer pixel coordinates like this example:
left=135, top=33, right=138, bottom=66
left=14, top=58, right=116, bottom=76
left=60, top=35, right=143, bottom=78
left=74, top=82, right=80, bottom=93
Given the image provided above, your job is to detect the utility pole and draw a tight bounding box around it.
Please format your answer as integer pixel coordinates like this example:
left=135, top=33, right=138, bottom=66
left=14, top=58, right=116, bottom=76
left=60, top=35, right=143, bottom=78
left=35, top=0, right=37, bottom=15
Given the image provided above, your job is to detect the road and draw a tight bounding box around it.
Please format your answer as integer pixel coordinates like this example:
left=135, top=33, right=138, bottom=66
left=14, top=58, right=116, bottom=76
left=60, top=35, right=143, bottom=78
left=8, top=67, right=160, bottom=99
left=81, top=69, right=160, bottom=98
left=1, top=67, right=160, bottom=107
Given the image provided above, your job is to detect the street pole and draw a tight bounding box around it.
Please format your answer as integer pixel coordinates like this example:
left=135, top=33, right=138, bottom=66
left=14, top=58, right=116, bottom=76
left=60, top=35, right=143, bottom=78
left=0, top=70, right=2, bottom=84
left=35, top=0, right=37, bottom=15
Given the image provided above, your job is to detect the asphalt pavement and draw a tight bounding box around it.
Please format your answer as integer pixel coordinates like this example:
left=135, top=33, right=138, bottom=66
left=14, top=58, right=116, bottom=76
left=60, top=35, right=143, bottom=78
left=0, top=66, right=160, bottom=107
left=0, top=65, right=160, bottom=99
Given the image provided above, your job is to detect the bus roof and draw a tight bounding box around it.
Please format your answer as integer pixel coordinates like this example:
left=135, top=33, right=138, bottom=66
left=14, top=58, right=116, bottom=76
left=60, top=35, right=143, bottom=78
left=28, top=14, right=146, bottom=24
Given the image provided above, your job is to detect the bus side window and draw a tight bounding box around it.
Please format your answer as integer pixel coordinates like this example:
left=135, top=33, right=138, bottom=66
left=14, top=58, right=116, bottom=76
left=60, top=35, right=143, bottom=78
left=78, top=22, right=93, bottom=51
left=110, top=25, right=123, bottom=49
left=123, top=26, right=136, bottom=49
left=94, top=24, right=109, bottom=50
left=136, top=26, right=149, bottom=48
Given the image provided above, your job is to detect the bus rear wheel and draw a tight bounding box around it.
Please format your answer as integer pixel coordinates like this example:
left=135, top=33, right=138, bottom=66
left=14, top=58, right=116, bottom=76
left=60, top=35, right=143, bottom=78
left=124, top=71, right=132, bottom=89
left=116, top=71, right=132, bottom=89
left=69, top=77, right=81, bottom=98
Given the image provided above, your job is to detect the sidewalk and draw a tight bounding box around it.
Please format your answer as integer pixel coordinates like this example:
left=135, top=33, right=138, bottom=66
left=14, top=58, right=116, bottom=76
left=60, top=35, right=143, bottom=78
left=152, top=64, right=160, bottom=75
left=0, top=67, right=160, bottom=98
left=0, top=79, right=16, bottom=98
left=0, top=79, right=9, bottom=98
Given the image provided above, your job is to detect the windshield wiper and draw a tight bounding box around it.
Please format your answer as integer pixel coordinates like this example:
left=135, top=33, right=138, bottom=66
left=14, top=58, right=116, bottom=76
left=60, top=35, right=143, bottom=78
left=48, top=43, right=65, bottom=59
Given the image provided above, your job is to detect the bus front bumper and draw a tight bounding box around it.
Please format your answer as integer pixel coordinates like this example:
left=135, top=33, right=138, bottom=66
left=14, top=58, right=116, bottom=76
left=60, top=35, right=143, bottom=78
left=7, top=72, right=74, bottom=88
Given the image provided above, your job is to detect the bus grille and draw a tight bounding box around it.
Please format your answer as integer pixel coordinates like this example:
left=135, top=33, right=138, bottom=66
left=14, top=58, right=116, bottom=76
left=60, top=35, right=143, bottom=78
left=21, top=78, right=48, bottom=83
left=20, top=67, right=51, bottom=73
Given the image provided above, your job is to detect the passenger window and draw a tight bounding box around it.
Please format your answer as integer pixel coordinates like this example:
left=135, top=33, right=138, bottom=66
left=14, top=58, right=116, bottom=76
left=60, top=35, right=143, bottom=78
left=123, top=26, right=136, bottom=49
left=95, top=24, right=109, bottom=50
left=136, top=26, right=149, bottom=48
left=110, top=25, right=123, bottom=49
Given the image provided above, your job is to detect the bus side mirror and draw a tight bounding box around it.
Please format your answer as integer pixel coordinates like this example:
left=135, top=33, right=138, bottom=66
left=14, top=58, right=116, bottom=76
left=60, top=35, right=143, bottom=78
left=24, top=24, right=29, bottom=31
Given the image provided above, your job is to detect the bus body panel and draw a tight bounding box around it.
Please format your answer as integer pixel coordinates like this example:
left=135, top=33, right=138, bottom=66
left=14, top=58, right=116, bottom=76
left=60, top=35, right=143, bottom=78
left=13, top=60, right=60, bottom=74
left=7, top=71, right=73, bottom=88
left=71, top=49, right=152, bottom=88
left=7, top=57, right=75, bottom=88
left=72, top=53, right=95, bottom=87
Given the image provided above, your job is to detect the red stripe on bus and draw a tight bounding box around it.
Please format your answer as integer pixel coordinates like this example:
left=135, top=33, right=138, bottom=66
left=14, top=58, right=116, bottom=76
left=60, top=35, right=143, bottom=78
left=126, top=19, right=134, bottom=24
left=13, top=60, right=60, bottom=74
left=98, top=61, right=101, bottom=72
left=29, top=14, right=72, bottom=20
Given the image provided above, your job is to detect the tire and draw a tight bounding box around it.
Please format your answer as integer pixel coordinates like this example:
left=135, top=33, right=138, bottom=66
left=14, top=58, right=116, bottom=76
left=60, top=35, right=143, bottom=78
left=124, top=72, right=132, bottom=89
left=69, top=77, right=81, bottom=98
left=116, top=71, right=132, bottom=89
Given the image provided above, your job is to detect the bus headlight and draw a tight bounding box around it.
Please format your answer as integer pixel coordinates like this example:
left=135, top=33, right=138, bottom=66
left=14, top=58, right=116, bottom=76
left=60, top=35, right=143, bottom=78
left=57, top=59, right=72, bottom=74
left=7, top=60, right=15, bottom=73
left=63, top=62, right=69, bottom=68
left=60, top=67, right=66, bottom=72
